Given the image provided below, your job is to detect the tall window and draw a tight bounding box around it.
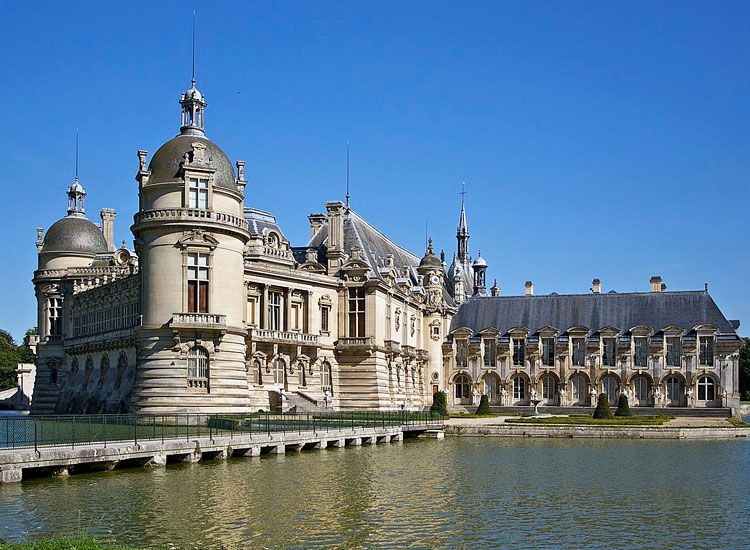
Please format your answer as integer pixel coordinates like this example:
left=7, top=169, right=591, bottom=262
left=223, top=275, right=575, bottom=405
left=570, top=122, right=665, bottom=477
left=268, top=292, right=282, bottom=331
left=253, top=359, right=263, bottom=385
left=512, top=338, right=525, bottom=366
left=454, top=374, right=471, bottom=400
left=321, top=361, right=332, bottom=391
left=572, top=338, right=586, bottom=367
left=48, top=298, right=62, bottom=336
left=542, top=375, right=557, bottom=399
left=188, top=177, right=209, bottom=209
left=634, top=337, right=648, bottom=368
left=273, top=358, right=286, bottom=385
left=699, top=337, right=714, bottom=366
left=456, top=340, right=468, bottom=368
left=602, top=338, right=617, bottom=367
left=187, top=346, right=209, bottom=379
left=633, top=375, right=649, bottom=405
left=347, top=288, right=365, bottom=337
left=697, top=375, right=715, bottom=401
left=291, top=303, right=302, bottom=331
left=571, top=374, right=586, bottom=405
left=666, top=337, right=681, bottom=367
left=513, top=376, right=526, bottom=400
left=542, top=337, right=555, bottom=367
left=666, top=375, right=681, bottom=405
left=321, top=306, right=330, bottom=333
left=187, top=253, right=209, bottom=313
left=483, top=338, right=496, bottom=367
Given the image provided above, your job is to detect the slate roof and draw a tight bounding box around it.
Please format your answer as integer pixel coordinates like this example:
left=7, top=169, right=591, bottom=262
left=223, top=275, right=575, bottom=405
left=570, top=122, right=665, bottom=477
left=148, top=134, right=237, bottom=192
left=41, top=216, right=108, bottom=255
left=244, top=207, right=286, bottom=238
left=450, top=291, right=740, bottom=336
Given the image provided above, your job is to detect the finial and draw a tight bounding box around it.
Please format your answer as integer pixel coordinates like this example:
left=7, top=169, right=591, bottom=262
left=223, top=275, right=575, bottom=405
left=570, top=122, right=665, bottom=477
left=427, top=236, right=434, bottom=254
left=191, top=11, right=197, bottom=87
left=460, top=181, right=466, bottom=204
left=75, top=129, right=79, bottom=181
left=345, top=140, right=350, bottom=210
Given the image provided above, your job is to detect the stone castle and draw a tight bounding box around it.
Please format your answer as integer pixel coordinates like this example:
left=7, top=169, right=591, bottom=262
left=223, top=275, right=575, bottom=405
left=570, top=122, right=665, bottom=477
left=30, top=79, right=744, bottom=416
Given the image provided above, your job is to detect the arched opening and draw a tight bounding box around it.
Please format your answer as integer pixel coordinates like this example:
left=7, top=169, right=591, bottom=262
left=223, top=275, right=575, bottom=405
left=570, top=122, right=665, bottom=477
left=297, top=361, right=306, bottom=387
left=273, top=357, right=287, bottom=389
left=453, top=374, right=472, bottom=405
left=187, top=346, right=209, bottom=380
left=697, top=375, right=717, bottom=406
left=511, top=375, right=527, bottom=405
left=601, top=375, right=619, bottom=405
left=571, top=373, right=587, bottom=406
left=633, top=375, right=650, bottom=406
left=483, top=373, right=501, bottom=405
left=665, top=375, right=682, bottom=407
left=541, top=374, right=558, bottom=405
left=253, top=359, right=263, bottom=385
left=321, top=361, right=333, bottom=395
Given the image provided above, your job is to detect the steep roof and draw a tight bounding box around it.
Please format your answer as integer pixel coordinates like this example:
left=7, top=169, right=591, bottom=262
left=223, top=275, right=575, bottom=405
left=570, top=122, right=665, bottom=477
left=451, top=291, right=739, bottom=336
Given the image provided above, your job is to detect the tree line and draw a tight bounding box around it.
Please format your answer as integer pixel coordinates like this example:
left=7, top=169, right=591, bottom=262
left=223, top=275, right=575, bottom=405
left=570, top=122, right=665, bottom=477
left=0, top=328, right=36, bottom=390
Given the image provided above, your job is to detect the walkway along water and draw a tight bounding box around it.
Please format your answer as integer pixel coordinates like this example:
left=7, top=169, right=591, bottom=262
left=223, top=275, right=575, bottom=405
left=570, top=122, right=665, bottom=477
left=0, top=412, right=445, bottom=483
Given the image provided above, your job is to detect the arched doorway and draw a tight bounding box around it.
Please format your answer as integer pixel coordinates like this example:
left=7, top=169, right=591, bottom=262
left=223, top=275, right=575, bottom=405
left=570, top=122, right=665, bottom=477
left=511, top=375, right=527, bottom=405
left=665, top=375, right=682, bottom=407
left=696, top=375, right=717, bottom=407
left=273, top=357, right=287, bottom=390
left=571, top=374, right=587, bottom=406
left=601, top=375, right=619, bottom=404
left=633, top=375, right=650, bottom=406
left=453, top=374, right=472, bottom=405
left=483, top=373, right=501, bottom=405
left=541, top=374, right=558, bottom=405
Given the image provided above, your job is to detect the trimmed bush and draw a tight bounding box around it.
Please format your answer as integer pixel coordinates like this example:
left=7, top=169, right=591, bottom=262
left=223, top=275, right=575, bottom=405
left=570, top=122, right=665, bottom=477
left=615, top=394, right=632, bottom=417
left=430, top=391, right=447, bottom=416
left=592, top=393, right=614, bottom=419
left=476, top=394, right=490, bottom=415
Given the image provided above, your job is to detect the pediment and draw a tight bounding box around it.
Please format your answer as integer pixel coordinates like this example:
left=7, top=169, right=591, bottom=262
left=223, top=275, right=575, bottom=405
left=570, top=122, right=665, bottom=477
left=176, top=229, right=219, bottom=250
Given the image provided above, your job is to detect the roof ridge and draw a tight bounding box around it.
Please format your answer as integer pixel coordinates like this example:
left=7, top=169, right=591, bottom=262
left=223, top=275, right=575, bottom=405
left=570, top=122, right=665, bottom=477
left=348, top=209, right=420, bottom=263
left=472, top=290, right=709, bottom=299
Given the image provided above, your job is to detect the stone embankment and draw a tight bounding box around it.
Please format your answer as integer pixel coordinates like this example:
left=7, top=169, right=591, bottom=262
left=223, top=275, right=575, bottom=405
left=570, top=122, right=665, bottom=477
left=445, top=417, right=750, bottom=440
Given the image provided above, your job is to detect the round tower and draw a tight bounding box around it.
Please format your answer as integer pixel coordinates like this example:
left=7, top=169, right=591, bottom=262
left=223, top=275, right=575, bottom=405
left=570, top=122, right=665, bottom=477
left=418, top=238, right=448, bottom=399
left=131, top=80, right=251, bottom=414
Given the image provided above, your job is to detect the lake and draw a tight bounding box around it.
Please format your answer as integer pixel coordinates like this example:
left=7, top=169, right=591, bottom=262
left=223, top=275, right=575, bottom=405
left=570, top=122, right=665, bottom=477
left=2, top=436, right=750, bottom=548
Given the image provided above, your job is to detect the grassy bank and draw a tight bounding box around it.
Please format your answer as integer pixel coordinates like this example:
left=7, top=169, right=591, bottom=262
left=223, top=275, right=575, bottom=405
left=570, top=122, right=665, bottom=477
left=0, top=537, right=139, bottom=550
left=504, top=415, right=672, bottom=426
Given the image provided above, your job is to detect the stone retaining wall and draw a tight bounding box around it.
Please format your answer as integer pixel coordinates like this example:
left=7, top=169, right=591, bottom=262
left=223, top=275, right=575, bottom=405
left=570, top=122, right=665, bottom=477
left=446, top=424, right=750, bottom=440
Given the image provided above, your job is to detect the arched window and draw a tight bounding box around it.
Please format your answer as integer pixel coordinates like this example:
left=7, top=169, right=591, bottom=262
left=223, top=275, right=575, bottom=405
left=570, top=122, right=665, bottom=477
left=98, top=354, right=110, bottom=387
left=571, top=374, right=586, bottom=405
left=633, top=375, right=650, bottom=405
left=542, top=375, right=557, bottom=400
left=253, top=359, right=263, bottom=385
left=513, top=376, right=526, bottom=400
left=454, top=374, right=471, bottom=399
left=298, top=361, right=306, bottom=386
left=601, top=375, right=618, bottom=404
left=665, top=375, right=681, bottom=406
left=273, top=358, right=286, bottom=385
left=321, top=361, right=332, bottom=393
left=483, top=374, right=499, bottom=401
left=187, top=346, right=209, bottom=379
left=697, top=376, right=715, bottom=401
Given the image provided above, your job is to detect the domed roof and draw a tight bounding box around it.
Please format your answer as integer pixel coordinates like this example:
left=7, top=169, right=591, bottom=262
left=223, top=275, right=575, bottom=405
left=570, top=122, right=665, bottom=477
left=418, top=237, right=442, bottom=269
left=182, top=85, right=204, bottom=102
left=472, top=254, right=487, bottom=268
left=147, top=134, right=237, bottom=192
left=42, top=216, right=107, bottom=255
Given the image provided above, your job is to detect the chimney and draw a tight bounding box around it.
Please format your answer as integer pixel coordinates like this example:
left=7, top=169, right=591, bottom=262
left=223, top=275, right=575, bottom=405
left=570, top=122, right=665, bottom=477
left=649, top=275, right=663, bottom=293
left=525, top=281, right=534, bottom=296
left=236, top=160, right=247, bottom=196
left=100, top=208, right=116, bottom=252
left=36, top=227, right=43, bottom=253
left=308, top=213, right=326, bottom=239
left=591, top=278, right=601, bottom=294
left=490, top=280, right=500, bottom=297
left=324, top=201, right=346, bottom=273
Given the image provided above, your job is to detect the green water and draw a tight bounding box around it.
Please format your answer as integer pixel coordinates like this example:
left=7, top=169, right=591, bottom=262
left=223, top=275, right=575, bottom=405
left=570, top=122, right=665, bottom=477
left=1, top=437, right=750, bottom=548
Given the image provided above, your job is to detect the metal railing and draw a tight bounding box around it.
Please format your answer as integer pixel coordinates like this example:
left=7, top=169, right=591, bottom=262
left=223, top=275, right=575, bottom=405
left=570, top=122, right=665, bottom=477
left=0, top=411, right=444, bottom=452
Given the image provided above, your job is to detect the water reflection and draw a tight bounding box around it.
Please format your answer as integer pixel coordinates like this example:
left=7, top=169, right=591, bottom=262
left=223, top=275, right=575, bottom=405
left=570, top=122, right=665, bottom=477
left=2, top=438, right=750, bottom=548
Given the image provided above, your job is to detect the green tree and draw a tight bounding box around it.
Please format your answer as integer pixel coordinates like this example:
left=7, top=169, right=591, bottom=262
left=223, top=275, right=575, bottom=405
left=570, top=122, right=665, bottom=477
left=615, top=394, right=632, bottom=417
left=430, top=391, right=447, bottom=416
left=740, top=338, right=750, bottom=401
left=592, top=393, right=614, bottom=419
left=476, top=394, right=490, bottom=415
left=0, top=330, right=20, bottom=390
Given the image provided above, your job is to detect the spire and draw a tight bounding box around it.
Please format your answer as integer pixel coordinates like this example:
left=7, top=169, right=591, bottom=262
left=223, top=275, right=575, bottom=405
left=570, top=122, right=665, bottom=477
left=66, top=130, right=86, bottom=217
left=345, top=141, right=350, bottom=210
left=457, top=182, right=470, bottom=262
left=179, top=12, right=207, bottom=136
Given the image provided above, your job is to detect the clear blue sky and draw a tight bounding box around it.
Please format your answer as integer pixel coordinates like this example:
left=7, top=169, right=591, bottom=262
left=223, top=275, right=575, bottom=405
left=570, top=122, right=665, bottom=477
left=1, top=1, right=748, bottom=341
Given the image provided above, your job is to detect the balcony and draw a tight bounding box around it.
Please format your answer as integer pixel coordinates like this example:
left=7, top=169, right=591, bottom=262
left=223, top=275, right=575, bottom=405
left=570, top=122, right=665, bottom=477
left=335, top=336, right=375, bottom=356
left=249, top=328, right=320, bottom=346
left=170, top=313, right=227, bottom=331
left=134, top=208, right=249, bottom=232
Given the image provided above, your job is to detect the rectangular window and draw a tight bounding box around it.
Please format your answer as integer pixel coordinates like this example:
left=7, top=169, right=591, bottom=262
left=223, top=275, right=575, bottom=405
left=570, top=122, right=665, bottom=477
left=634, top=337, right=648, bottom=368
left=248, top=298, right=257, bottom=326
left=321, top=306, right=330, bottom=333
left=512, top=338, right=525, bottom=366
left=268, top=292, right=282, bottom=331
left=291, top=304, right=301, bottom=331
left=187, top=253, right=209, bottom=313
left=456, top=339, right=468, bottom=368
left=572, top=338, right=586, bottom=367
left=542, top=337, right=555, bottom=367
left=483, top=338, right=496, bottom=367
left=602, top=338, right=617, bottom=367
left=188, top=177, right=209, bottom=209
left=48, top=298, right=62, bottom=336
left=699, top=336, right=714, bottom=366
left=347, top=287, right=365, bottom=337
left=666, top=337, right=681, bottom=367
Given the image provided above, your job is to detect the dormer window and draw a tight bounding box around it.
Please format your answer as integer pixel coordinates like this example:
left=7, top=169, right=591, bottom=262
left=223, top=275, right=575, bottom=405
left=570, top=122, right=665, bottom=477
left=699, top=336, right=714, bottom=367
left=512, top=338, right=525, bottom=367
left=634, top=337, right=648, bottom=368
left=456, top=339, right=468, bottom=368
left=483, top=338, right=496, bottom=367
left=572, top=338, right=586, bottom=367
left=542, top=337, right=555, bottom=367
left=602, top=338, right=617, bottom=367
left=666, top=337, right=681, bottom=367
left=188, top=177, right=209, bottom=209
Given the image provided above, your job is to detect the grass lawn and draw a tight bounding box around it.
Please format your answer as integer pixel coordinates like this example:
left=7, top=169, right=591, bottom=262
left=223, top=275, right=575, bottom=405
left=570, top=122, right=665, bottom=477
left=0, top=537, right=138, bottom=550
left=727, top=417, right=750, bottom=428
left=504, top=415, right=672, bottom=426
left=448, top=413, right=506, bottom=418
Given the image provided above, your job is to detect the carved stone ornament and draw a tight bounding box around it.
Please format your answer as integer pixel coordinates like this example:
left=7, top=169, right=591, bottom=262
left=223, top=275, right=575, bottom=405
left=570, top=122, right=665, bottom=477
left=177, top=229, right=219, bottom=250
left=183, top=141, right=211, bottom=167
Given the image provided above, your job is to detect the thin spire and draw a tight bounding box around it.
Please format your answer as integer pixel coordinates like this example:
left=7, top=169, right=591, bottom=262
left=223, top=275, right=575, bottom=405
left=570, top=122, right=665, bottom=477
left=191, top=11, right=197, bottom=86
left=74, top=129, right=79, bottom=180
left=457, top=181, right=470, bottom=261
left=345, top=140, right=351, bottom=209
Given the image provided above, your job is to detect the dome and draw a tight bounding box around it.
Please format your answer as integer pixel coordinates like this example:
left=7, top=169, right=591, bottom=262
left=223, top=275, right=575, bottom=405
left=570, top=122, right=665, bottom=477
left=472, top=255, right=487, bottom=268
left=147, top=134, right=238, bottom=192
left=42, top=216, right=107, bottom=255
left=182, top=85, right=203, bottom=102
left=419, top=251, right=441, bottom=269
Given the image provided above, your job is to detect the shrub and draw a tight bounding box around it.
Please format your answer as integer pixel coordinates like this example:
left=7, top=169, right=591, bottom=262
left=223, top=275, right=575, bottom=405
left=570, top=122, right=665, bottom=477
left=615, top=394, right=632, bottom=417
left=430, top=391, right=447, bottom=416
left=476, top=394, right=490, bottom=415
left=592, top=393, right=614, bottom=419
left=207, top=416, right=241, bottom=431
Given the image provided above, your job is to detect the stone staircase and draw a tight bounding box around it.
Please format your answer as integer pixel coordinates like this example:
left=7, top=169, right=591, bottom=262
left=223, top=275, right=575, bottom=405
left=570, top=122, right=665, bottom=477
left=284, top=391, right=328, bottom=413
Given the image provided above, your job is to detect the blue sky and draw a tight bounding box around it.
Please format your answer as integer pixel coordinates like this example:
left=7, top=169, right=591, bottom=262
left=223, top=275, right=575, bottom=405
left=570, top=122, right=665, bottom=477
left=1, top=1, right=748, bottom=341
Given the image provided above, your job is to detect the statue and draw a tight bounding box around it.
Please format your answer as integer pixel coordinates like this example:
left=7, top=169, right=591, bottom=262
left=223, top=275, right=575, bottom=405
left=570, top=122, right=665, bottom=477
left=530, top=387, right=538, bottom=401
left=500, top=387, right=508, bottom=406
left=590, top=386, right=597, bottom=405
left=471, top=387, right=480, bottom=405
left=686, top=387, right=694, bottom=406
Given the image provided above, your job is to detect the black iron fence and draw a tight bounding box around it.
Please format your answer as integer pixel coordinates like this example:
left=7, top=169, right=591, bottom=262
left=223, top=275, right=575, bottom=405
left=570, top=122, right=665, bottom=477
left=0, top=411, right=444, bottom=451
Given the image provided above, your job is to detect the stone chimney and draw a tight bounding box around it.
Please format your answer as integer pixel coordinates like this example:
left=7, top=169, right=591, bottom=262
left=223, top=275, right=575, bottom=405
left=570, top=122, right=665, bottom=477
left=308, top=213, right=326, bottom=239
left=592, top=278, right=601, bottom=294
left=324, top=202, right=346, bottom=273
left=525, top=281, right=534, bottom=296
left=650, top=275, right=665, bottom=293
left=490, top=280, right=500, bottom=297
left=100, top=208, right=116, bottom=252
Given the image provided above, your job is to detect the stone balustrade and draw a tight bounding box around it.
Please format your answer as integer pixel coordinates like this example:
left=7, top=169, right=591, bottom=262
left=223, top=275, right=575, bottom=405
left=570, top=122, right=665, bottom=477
left=249, top=328, right=320, bottom=346
left=134, top=208, right=249, bottom=232
left=170, top=313, right=227, bottom=329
